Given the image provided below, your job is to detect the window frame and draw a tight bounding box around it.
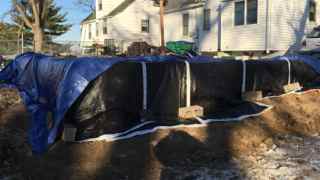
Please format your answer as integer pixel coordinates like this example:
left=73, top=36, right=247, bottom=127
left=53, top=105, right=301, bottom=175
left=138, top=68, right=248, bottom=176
left=103, top=18, right=108, bottom=35
left=96, top=22, right=99, bottom=36
left=203, top=9, right=211, bottom=31
left=141, top=19, right=150, bottom=33
left=309, top=0, right=317, bottom=22
left=88, top=24, right=92, bottom=40
left=234, top=1, right=245, bottom=26
left=183, top=13, right=189, bottom=36
left=246, top=0, right=258, bottom=24
left=98, top=0, right=103, bottom=10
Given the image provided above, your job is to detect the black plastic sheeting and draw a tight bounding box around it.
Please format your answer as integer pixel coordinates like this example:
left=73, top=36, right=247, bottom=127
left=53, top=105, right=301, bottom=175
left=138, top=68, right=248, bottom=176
left=65, top=58, right=320, bottom=141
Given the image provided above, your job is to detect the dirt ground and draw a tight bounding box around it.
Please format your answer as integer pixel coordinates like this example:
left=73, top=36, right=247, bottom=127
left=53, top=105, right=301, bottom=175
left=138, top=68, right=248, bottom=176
left=0, top=89, right=320, bottom=180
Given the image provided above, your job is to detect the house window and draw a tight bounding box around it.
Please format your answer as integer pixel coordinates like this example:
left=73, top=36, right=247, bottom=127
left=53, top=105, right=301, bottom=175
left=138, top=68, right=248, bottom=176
left=203, top=9, right=211, bottom=31
left=310, top=1, right=316, bottom=22
left=247, top=0, right=258, bottom=24
left=183, top=13, right=189, bottom=36
left=235, top=1, right=245, bottom=26
left=89, top=24, right=92, bottom=39
left=98, top=0, right=103, bottom=10
left=105, top=39, right=115, bottom=47
left=103, top=19, right=108, bottom=34
left=141, top=19, right=150, bottom=33
left=96, top=22, right=99, bottom=36
left=104, top=39, right=116, bottom=53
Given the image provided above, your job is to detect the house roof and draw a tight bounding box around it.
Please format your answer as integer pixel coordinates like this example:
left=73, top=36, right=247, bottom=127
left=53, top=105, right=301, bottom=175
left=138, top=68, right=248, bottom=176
left=165, top=0, right=204, bottom=11
left=81, top=12, right=96, bottom=24
left=106, top=0, right=135, bottom=17
left=104, top=0, right=204, bottom=18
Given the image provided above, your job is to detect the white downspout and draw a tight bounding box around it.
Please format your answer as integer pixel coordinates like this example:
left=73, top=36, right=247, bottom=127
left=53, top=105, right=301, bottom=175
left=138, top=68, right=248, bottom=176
left=217, top=4, right=222, bottom=52
left=265, top=0, right=270, bottom=53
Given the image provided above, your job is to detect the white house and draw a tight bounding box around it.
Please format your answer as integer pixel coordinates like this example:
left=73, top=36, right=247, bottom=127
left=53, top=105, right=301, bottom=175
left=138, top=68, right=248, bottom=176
left=80, top=0, right=320, bottom=54
left=81, top=0, right=160, bottom=54
left=80, top=12, right=98, bottom=54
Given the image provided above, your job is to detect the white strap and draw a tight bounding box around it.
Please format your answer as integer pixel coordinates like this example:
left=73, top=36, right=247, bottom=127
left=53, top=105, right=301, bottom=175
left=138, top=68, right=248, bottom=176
left=241, top=60, right=247, bottom=93
left=185, top=61, right=191, bottom=107
left=141, top=62, right=147, bottom=111
left=283, top=57, right=291, bottom=84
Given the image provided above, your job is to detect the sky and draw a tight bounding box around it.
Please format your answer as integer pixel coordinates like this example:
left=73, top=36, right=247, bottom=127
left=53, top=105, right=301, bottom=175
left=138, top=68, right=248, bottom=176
left=0, top=0, right=91, bottom=41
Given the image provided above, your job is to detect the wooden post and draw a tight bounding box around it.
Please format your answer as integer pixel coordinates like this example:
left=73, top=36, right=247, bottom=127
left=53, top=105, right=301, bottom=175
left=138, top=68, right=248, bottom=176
left=160, top=0, right=165, bottom=55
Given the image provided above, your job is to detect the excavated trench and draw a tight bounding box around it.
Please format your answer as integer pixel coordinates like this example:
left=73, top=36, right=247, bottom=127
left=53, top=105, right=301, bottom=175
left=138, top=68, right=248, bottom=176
left=0, top=88, right=320, bottom=180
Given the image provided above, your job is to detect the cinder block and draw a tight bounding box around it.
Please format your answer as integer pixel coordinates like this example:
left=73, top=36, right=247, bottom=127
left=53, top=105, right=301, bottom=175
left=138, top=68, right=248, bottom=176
left=242, top=91, right=263, bottom=102
left=283, top=82, right=301, bottom=93
left=62, top=124, right=77, bottom=142
left=178, top=105, right=204, bottom=119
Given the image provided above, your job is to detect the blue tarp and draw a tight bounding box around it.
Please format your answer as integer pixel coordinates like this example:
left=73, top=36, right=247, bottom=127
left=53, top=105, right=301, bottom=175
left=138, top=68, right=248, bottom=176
left=0, top=52, right=183, bottom=153
left=1, top=52, right=320, bottom=154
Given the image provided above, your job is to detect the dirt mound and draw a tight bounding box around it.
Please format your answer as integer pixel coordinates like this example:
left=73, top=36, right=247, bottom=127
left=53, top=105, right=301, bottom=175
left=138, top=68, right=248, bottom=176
left=0, top=88, right=21, bottom=112
left=1, top=89, right=320, bottom=179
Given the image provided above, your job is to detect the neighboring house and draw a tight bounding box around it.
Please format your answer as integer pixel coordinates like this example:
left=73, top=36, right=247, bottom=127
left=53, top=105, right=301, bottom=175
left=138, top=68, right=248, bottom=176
left=80, top=12, right=98, bottom=54
left=80, top=0, right=160, bottom=54
left=80, top=0, right=320, bottom=55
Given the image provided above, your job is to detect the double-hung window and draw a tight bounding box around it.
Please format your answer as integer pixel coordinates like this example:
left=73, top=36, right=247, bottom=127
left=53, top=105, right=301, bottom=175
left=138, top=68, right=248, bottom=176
left=310, top=0, right=317, bottom=22
left=234, top=0, right=258, bottom=26
left=235, top=1, right=245, bottom=26
left=183, top=13, right=189, bottom=36
left=247, top=0, right=258, bottom=24
left=141, top=19, right=150, bottom=33
left=203, top=9, right=211, bottom=31
left=103, top=18, right=108, bottom=34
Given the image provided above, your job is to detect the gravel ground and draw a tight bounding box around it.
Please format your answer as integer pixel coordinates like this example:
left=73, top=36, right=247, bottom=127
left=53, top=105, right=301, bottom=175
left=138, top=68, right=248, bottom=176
left=168, top=135, right=320, bottom=180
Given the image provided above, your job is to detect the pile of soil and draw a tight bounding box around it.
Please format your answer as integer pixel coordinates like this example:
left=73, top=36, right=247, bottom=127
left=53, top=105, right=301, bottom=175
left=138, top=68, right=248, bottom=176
left=0, top=88, right=21, bottom=112
left=0, top=88, right=29, bottom=180
left=0, top=89, right=320, bottom=180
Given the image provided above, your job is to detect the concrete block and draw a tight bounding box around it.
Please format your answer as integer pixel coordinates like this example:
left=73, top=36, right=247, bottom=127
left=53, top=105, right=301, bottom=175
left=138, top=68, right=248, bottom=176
left=242, top=91, right=263, bottom=102
left=283, top=83, right=301, bottom=93
left=179, top=105, right=204, bottom=119
left=62, top=124, right=77, bottom=142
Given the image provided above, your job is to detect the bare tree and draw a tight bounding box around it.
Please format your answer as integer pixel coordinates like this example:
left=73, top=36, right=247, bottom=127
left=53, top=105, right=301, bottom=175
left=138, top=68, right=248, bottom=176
left=12, top=0, right=49, bottom=52
left=75, top=0, right=95, bottom=12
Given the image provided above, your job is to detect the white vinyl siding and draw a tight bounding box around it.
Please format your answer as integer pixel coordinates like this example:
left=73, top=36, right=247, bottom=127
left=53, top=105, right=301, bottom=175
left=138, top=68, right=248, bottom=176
left=100, top=0, right=160, bottom=49
left=96, top=1, right=124, bottom=19
left=80, top=21, right=96, bottom=48
left=221, top=0, right=267, bottom=51
left=165, top=7, right=204, bottom=49
left=81, top=0, right=320, bottom=54
left=269, top=0, right=320, bottom=51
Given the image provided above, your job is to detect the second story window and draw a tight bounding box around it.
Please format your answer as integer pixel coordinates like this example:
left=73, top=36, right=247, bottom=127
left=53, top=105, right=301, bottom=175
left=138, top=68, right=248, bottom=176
left=183, top=13, right=189, bottom=36
left=247, top=0, right=258, bottom=24
left=203, top=9, right=211, bottom=31
left=103, top=19, right=108, bottom=34
left=96, top=22, right=99, bottom=36
left=235, top=1, right=245, bottom=26
left=141, top=19, right=150, bottom=33
left=98, top=0, right=103, bottom=10
left=89, top=24, right=92, bottom=39
left=310, top=0, right=317, bottom=22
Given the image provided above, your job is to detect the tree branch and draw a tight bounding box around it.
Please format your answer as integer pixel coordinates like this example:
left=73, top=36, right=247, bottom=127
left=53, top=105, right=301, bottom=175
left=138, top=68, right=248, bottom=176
left=40, top=0, right=48, bottom=22
left=14, top=2, right=33, bottom=28
left=28, top=0, right=40, bottom=25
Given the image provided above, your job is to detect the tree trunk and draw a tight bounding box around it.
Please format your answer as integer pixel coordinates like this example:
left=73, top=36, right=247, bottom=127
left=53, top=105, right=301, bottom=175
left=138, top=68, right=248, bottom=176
left=33, top=26, right=44, bottom=52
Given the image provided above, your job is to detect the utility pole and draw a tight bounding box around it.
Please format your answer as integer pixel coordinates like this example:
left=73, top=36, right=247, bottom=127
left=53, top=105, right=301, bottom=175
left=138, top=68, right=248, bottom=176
left=159, top=0, right=165, bottom=55
left=21, top=29, right=24, bottom=53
